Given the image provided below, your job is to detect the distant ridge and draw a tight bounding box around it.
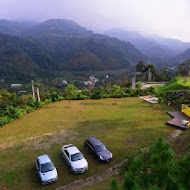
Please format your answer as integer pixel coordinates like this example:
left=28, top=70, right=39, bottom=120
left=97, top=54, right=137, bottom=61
left=0, top=19, right=146, bottom=82
left=104, top=28, right=190, bottom=58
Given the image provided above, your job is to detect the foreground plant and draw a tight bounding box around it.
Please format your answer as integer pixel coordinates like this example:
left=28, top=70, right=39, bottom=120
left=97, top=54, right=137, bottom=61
left=111, top=138, right=190, bottom=190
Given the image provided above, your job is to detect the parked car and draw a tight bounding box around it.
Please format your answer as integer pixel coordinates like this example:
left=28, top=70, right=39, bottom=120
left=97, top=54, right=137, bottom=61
left=35, top=154, right=58, bottom=185
left=62, top=144, right=88, bottom=173
left=84, top=137, right=112, bottom=162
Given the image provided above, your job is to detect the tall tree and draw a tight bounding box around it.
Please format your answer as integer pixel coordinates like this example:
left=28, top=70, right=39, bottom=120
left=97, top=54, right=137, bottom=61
left=135, top=60, right=145, bottom=73
left=63, top=84, right=77, bottom=105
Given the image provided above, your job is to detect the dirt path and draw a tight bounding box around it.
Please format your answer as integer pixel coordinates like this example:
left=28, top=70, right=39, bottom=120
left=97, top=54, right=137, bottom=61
left=167, top=129, right=184, bottom=141
left=55, top=160, right=126, bottom=190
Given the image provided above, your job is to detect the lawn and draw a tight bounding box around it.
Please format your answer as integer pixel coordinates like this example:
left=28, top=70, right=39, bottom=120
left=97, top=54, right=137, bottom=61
left=0, top=98, right=175, bottom=190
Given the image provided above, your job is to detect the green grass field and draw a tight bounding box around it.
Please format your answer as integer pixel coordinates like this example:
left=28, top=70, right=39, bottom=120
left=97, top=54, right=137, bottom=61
left=155, top=77, right=190, bottom=93
left=0, top=98, right=175, bottom=190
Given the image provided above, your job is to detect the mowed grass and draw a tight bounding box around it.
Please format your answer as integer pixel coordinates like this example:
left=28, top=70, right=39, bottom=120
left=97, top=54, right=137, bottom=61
left=0, top=98, right=175, bottom=190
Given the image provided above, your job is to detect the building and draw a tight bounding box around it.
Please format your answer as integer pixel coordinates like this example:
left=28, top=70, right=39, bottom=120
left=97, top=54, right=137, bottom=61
left=10, top=84, right=22, bottom=88
left=89, top=76, right=99, bottom=84
left=83, top=81, right=93, bottom=86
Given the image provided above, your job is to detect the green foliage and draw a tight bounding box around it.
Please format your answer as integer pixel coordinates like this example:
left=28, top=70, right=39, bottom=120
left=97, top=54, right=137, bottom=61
left=0, top=89, right=17, bottom=109
left=110, top=179, right=119, bottom=190
left=50, top=92, right=64, bottom=102
left=178, top=59, right=190, bottom=76
left=116, top=138, right=190, bottom=190
left=90, top=89, right=103, bottom=99
left=75, top=92, right=88, bottom=100
left=0, top=116, right=13, bottom=126
left=158, top=97, right=164, bottom=107
left=5, top=106, right=25, bottom=119
left=136, top=60, right=146, bottom=72
left=0, top=26, right=146, bottom=82
left=110, top=85, right=122, bottom=98
left=64, top=84, right=77, bottom=104
left=156, top=77, right=190, bottom=93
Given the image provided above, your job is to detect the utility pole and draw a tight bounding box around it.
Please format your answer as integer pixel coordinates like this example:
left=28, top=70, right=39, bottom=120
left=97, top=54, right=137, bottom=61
left=31, top=80, right=35, bottom=100
left=148, top=68, right=152, bottom=82
left=132, top=73, right=136, bottom=90
left=36, top=87, right=41, bottom=102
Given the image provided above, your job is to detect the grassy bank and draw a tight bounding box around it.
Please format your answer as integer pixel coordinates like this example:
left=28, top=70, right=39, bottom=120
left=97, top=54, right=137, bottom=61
left=155, top=77, right=190, bottom=93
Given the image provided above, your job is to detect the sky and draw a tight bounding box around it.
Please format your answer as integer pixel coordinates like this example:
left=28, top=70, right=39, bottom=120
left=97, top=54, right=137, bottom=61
left=0, top=0, right=190, bottom=42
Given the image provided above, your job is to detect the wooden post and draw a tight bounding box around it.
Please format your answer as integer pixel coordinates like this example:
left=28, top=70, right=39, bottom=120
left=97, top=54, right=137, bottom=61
left=132, top=73, right=136, bottom=90
left=148, top=68, right=152, bottom=82
left=36, top=87, right=41, bottom=102
left=31, top=80, right=35, bottom=100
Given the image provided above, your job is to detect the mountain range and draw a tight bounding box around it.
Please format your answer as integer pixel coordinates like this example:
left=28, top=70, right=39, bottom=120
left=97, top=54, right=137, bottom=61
left=0, top=19, right=146, bottom=82
left=104, top=28, right=190, bottom=59
left=0, top=19, right=189, bottom=83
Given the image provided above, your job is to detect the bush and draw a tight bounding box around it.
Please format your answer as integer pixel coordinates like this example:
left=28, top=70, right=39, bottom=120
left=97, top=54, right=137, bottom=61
left=114, top=138, right=190, bottom=190
left=25, top=106, right=35, bottom=113
left=5, top=106, right=25, bottom=119
left=74, top=92, right=88, bottom=100
left=44, top=98, right=52, bottom=104
left=90, top=90, right=103, bottom=99
left=0, top=116, right=13, bottom=126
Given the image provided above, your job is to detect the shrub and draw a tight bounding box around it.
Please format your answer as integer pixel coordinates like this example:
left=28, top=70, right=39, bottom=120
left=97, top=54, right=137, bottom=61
left=74, top=92, right=88, bottom=100
left=5, top=106, right=25, bottom=119
left=90, top=90, right=103, bottom=99
left=0, top=116, right=13, bottom=126
left=113, top=138, right=190, bottom=190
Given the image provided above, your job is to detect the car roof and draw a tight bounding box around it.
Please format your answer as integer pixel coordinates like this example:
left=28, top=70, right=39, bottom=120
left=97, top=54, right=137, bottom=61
left=37, top=154, right=51, bottom=164
left=65, top=145, right=80, bottom=155
left=87, top=137, right=102, bottom=146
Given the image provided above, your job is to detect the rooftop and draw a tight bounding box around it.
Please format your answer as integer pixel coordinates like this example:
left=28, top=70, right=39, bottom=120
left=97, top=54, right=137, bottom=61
left=37, top=154, right=51, bottom=164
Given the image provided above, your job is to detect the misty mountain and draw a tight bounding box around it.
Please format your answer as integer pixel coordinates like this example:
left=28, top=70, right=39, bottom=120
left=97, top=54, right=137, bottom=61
left=22, top=19, right=93, bottom=37
left=104, top=28, right=190, bottom=58
left=175, top=48, right=190, bottom=62
left=0, top=19, right=38, bottom=36
left=150, top=35, right=190, bottom=53
left=0, top=19, right=146, bottom=82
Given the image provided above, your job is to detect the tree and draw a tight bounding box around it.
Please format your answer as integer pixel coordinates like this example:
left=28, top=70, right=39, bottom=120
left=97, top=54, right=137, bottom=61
left=0, top=90, right=17, bottom=109
left=63, top=84, right=77, bottom=105
left=136, top=60, right=145, bottom=73
left=178, top=59, right=190, bottom=76
left=110, top=85, right=122, bottom=104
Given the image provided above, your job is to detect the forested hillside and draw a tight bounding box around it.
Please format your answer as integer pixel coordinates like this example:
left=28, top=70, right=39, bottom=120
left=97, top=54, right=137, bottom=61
left=0, top=19, right=146, bottom=82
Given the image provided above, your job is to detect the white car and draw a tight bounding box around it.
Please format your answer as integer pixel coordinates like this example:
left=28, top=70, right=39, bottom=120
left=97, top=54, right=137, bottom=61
left=62, top=144, right=88, bottom=173
left=35, top=154, right=58, bottom=185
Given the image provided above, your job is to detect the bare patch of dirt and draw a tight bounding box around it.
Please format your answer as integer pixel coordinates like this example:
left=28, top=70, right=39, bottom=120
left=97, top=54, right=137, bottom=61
left=167, top=129, right=183, bottom=141
left=55, top=160, right=126, bottom=190
left=24, top=130, right=78, bottom=150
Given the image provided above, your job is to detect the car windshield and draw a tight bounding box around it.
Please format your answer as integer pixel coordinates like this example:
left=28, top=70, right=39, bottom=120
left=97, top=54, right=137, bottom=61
left=41, top=162, right=55, bottom=173
left=95, top=144, right=106, bottom=152
left=71, top=152, right=83, bottom=161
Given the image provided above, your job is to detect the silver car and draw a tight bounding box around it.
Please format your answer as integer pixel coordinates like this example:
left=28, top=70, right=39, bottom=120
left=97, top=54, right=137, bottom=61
left=62, top=144, right=88, bottom=173
left=35, top=154, right=58, bottom=185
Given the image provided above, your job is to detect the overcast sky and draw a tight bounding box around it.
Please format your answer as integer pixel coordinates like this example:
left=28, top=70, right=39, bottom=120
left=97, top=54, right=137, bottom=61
left=0, top=0, right=190, bottom=42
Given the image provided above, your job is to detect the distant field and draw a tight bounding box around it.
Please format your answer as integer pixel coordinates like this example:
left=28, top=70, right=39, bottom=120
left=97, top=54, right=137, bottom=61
left=155, top=77, right=190, bottom=93
left=0, top=98, right=175, bottom=190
